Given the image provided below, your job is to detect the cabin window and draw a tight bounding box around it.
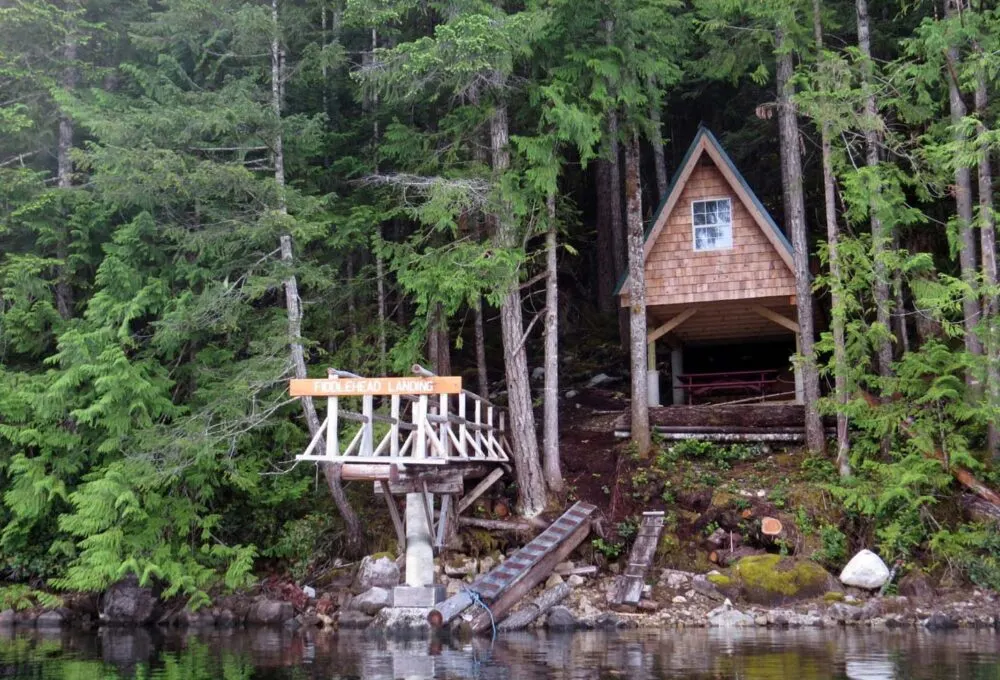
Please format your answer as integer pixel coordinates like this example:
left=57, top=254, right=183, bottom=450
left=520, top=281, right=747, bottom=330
left=692, top=198, right=732, bottom=251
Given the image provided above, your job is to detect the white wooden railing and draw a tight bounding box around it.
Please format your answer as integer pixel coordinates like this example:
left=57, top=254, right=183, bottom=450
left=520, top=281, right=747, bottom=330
left=294, top=366, right=511, bottom=466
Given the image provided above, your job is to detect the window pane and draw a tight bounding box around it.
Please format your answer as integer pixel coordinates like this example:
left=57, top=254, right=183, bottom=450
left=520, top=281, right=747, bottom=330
left=693, top=199, right=732, bottom=251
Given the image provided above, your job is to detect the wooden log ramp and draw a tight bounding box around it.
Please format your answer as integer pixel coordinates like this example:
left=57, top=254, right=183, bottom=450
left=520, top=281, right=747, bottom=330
left=427, top=501, right=597, bottom=634
left=611, top=511, right=665, bottom=607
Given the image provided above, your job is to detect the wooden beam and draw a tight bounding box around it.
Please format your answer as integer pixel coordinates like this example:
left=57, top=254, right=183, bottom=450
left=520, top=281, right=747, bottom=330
left=457, top=467, right=505, bottom=514
left=380, top=480, right=406, bottom=554
left=647, top=308, right=698, bottom=343
left=751, top=305, right=799, bottom=333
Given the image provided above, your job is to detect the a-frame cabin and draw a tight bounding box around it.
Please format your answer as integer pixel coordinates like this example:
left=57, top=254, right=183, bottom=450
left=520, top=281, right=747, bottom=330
left=619, top=127, right=805, bottom=407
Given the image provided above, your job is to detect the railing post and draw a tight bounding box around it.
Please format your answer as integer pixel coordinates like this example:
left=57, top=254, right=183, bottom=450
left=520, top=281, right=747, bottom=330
left=439, top=393, right=448, bottom=458
left=474, top=399, right=483, bottom=458
left=458, top=393, right=467, bottom=458
left=487, top=405, right=495, bottom=458
left=390, top=394, right=400, bottom=457
left=326, top=369, right=338, bottom=457
left=361, top=393, right=374, bottom=457
left=416, top=395, right=427, bottom=460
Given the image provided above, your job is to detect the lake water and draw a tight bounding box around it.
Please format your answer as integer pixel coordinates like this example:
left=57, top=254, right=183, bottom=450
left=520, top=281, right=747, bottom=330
left=2, top=626, right=1000, bottom=679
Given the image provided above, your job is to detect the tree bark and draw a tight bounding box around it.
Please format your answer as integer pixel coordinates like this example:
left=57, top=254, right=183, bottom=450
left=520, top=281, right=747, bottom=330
left=543, top=192, right=564, bottom=493
left=491, top=104, right=547, bottom=517
left=944, top=0, right=983, bottom=373
left=473, top=212, right=490, bottom=397
left=775, top=27, right=825, bottom=455
left=856, top=0, right=894, bottom=378
left=273, top=0, right=361, bottom=551
left=594, top=158, right=616, bottom=312
left=55, top=33, right=77, bottom=320
left=975, top=58, right=999, bottom=457
left=648, top=77, right=669, bottom=201
left=428, top=303, right=451, bottom=376
left=815, top=0, right=850, bottom=476
left=625, top=133, right=651, bottom=456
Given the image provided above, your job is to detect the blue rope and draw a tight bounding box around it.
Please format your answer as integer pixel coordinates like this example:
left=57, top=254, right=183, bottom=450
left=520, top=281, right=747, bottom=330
left=462, top=586, right=497, bottom=641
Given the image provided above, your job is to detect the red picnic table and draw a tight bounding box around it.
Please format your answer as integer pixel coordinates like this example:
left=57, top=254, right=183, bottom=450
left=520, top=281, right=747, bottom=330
left=676, top=369, right=780, bottom=405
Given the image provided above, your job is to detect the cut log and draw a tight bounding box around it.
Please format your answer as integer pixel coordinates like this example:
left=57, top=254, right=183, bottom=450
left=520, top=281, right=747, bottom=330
left=554, top=564, right=597, bottom=577
left=455, top=516, right=547, bottom=533
left=496, top=582, right=570, bottom=631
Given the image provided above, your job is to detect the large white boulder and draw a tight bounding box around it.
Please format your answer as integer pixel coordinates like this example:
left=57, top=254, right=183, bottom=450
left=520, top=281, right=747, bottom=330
left=839, top=549, right=890, bottom=590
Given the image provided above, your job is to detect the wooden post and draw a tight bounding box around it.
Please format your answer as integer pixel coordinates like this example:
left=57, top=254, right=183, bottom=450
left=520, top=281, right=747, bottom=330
left=793, top=335, right=805, bottom=404
left=390, top=395, right=400, bottom=457
left=647, top=339, right=660, bottom=407
left=474, top=399, right=483, bottom=458
left=361, top=394, right=374, bottom=456
left=439, top=393, right=448, bottom=458
left=458, top=393, right=467, bottom=457
left=671, top=345, right=684, bottom=406
left=327, top=396, right=338, bottom=457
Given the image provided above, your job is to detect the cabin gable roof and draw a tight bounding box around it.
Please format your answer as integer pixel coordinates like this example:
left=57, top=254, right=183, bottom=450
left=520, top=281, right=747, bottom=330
left=615, top=127, right=794, bottom=297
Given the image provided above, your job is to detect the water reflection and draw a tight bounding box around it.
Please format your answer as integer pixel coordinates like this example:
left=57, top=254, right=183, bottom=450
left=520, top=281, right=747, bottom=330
left=0, top=625, right=998, bottom=679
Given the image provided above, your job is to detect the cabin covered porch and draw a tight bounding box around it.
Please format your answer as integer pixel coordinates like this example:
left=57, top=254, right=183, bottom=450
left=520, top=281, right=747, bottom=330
left=645, top=294, right=803, bottom=407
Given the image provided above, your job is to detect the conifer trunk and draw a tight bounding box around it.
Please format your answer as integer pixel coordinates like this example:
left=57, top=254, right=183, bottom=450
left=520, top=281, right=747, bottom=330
left=371, top=27, right=388, bottom=373
left=491, top=104, right=547, bottom=517
left=273, top=0, right=361, bottom=551
left=775, top=27, right=825, bottom=455
left=625, top=133, right=651, bottom=456
left=856, top=0, right=894, bottom=378
left=543, top=192, right=564, bottom=492
left=975, top=63, right=999, bottom=457
left=55, top=33, right=76, bottom=320
left=595, top=159, right=616, bottom=312
left=944, top=0, right=983, bottom=372
left=815, top=0, right=850, bottom=476
left=648, top=77, right=668, bottom=201
left=473, top=217, right=489, bottom=398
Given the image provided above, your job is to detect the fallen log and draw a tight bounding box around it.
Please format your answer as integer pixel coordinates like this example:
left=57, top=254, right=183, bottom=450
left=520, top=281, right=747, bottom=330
left=961, top=494, right=1000, bottom=525
left=454, top=515, right=548, bottom=533
left=496, top=582, right=570, bottom=631
left=860, top=391, right=1000, bottom=509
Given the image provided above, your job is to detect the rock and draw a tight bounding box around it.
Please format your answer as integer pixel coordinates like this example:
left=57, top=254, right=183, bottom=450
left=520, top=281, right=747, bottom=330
left=839, top=549, right=890, bottom=590
left=355, top=556, right=401, bottom=592
left=660, top=569, right=693, bottom=590
left=754, top=615, right=768, bottom=626
left=338, top=610, right=374, bottom=629
left=247, top=600, right=295, bottom=625
left=595, top=612, right=633, bottom=629
left=672, top=595, right=688, bottom=604
left=478, top=555, right=498, bottom=574
left=546, top=574, right=565, bottom=589
left=531, top=367, right=545, bottom=381
left=216, top=609, right=237, bottom=628
left=828, top=603, right=862, bottom=623
left=179, top=609, right=216, bottom=628
left=707, top=599, right=754, bottom=628
left=924, top=611, right=958, bottom=630
left=297, top=612, right=321, bottom=628
left=586, top=373, right=614, bottom=388
left=350, top=587, right=391, bottom=616
left=444, top=556, right=478, bottom=578
left=706, top=528, right=728, bottom=548
left=732, top=555, right=835, bottom=605
left=637, top=600, right=659, bottom=612
left=0, top=610, right=15, bottom=626
left=545, top=606, right=579, bottom=631
left=302, top=585, right=316, bottom=599
left=766, top=609, right=796, bottom=627
left=690, top=575, right=726, bottom=602
left=35, top=610, right=66, bottom=629
left=369, top=607, right=431, bottom=637
left=565, top=390, right=579, bottom=399
left=898, top=572, right=935, bottom=600
left=101, top=576, right=158, bottom=625
left=567, top=575, right=586, bottom=588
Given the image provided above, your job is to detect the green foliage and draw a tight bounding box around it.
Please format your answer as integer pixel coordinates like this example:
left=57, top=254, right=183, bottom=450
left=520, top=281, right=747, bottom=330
left=812, top=525, right=848, bottom=569
left=0, top=585, right=62, bottom=612
left=591, top=537, right=625, bottom=560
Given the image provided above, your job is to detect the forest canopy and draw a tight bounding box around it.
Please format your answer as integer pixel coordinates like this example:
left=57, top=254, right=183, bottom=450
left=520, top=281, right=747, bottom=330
left=2, top=0, right=1000, bottom=605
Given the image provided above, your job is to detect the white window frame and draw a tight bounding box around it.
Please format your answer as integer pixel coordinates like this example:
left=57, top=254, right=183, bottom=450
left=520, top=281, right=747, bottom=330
left=691, top=197, right=733, bottom=252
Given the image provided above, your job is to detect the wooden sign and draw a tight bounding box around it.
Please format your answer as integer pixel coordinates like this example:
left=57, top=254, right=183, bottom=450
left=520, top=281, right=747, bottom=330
left=289, top=376, right=461, bottom=397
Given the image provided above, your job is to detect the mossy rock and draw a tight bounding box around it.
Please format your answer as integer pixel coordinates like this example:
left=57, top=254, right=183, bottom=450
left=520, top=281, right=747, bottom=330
left=823, top=591, right=845, bottom=602
left=707, top=573, right=733, bottom=587
left=732, top=555, right=834, bottom=605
